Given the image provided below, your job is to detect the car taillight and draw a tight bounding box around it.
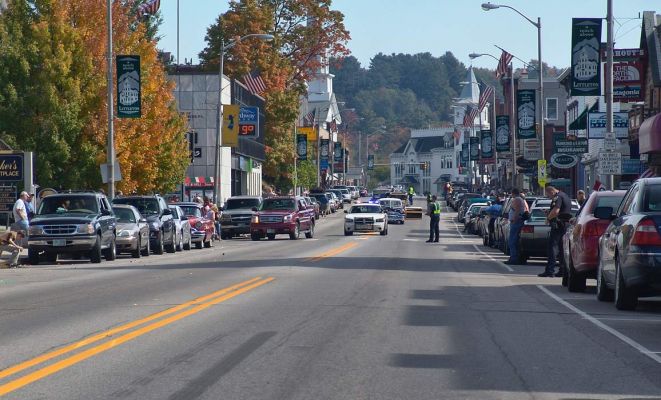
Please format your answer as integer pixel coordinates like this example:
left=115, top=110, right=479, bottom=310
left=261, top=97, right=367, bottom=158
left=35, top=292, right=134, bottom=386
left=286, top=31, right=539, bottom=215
left=631, top=218, right=661, bottom=246
left=521, top=225, right=534, bottom=234
left=583, top=220, right=604, bottom=237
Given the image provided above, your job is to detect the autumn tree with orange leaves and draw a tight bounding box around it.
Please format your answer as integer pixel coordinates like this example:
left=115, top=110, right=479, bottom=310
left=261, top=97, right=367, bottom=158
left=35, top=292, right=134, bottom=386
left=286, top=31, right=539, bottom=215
left=199, top=0, right=350, bottom=190
left=0, top=0, right=189, bottom=193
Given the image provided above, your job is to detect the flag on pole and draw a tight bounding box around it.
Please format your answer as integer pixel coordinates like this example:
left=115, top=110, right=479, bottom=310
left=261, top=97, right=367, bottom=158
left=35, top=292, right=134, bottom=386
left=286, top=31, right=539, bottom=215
left=303, top=109, right=316, bottom=127
left=496, top=50, right=513, bottom=78
left=463, top=105, right=479, bottom=128
left=478, top=85, right=494, bottom=112
left=329, top=119, right=337, bottom=132
left=242, top=71, right=267, bottom=96
left=137, top=0, right=161, bottom=18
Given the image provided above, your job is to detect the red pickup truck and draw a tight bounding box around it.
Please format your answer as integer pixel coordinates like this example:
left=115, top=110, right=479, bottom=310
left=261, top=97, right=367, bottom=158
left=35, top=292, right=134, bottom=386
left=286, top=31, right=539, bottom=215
left=250, top=196, right=315, bottom=240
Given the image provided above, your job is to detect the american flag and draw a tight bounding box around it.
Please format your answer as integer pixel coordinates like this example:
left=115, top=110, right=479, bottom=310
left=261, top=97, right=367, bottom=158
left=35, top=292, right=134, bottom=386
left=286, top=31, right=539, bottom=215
left=137, top=0, right=160, bottom=18
left=496, top=50, right=513, bottom=78
left=478, top=85, right=494, bottom=112
left=242, top=71, right=267, bottom=96
left=329, top=120, right=337, bottom=132
left=463, top=106, right=479, bottom=128
left=303, top=109, right=316, bottom=126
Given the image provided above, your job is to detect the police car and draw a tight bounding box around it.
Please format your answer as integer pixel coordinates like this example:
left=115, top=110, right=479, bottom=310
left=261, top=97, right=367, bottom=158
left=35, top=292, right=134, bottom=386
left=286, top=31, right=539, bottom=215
left=344, top=204, right=388, bottom=236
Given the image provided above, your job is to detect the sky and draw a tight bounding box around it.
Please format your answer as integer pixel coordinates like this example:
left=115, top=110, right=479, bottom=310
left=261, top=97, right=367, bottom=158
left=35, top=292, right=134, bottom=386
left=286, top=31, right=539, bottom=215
left=158, top=0, right=652, bottom=71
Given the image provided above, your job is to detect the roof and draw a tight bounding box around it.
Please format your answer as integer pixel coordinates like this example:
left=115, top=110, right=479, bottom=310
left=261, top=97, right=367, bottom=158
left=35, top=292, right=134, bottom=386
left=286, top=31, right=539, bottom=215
left=399, top=175, right=419, bottom=184
left=393, top=136, right=450, bottom=156
left=642, top=11, right=661, bottom=86
left=392, top=142, right=408, bottom=154
left=458, top=66, right=480, bottom=103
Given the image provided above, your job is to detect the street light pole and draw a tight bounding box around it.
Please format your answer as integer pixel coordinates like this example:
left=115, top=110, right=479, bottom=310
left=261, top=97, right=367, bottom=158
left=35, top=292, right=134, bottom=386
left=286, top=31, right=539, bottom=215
left=106, top=0, right=115, bottom=200
left=213, top=34, right=273, bottom=205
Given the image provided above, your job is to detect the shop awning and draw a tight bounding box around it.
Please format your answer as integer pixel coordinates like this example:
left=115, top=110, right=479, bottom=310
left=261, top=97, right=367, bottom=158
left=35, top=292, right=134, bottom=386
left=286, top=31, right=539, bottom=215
left=399, top=175, right=419, bottom=184
left=640, top=113, right=661, bottom=154
left=433, top=174, right=452, bottom=184
left=568, top=102, right=599, bottom=131
left=184, top=176, right=215, bottom=187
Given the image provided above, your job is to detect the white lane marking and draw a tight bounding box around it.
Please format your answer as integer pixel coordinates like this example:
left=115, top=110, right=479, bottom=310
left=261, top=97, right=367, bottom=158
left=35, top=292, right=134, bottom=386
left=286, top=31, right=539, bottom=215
left=537, top=285, right=661, bottom=365
left=596, top=317, right=661, bottom=323
left=450, top=221, right=514, bottom=272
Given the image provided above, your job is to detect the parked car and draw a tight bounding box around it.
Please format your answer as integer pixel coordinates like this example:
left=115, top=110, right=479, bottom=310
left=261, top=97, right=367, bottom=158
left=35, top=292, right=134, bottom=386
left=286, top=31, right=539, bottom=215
left=113, top=204, right=150, bottom=258
left=219, top=196, right=262, bottom=239
left=309, top=193, right=330, bottom=216
left=250, top=196, right=315, bottom=240
left=168, top=205, right=193, bottom=251
left=458, top=197, right=490, bottom=223
left=325, top=192, right=340, bottom=212
left=379, top=198, right=405, bottom=224
left=347, top=186, right=360, bottom=199
left=327, top=190, right=347, bottom=208
left=113, top=195, right=176, bottom=254
left=170, top=202, right=215, bottom=249
left=304, top=196, right=320, bottom=219
left=495, top=197, right=514, bottom=254
left=28, top=192, right=117, bottom=264
left=344, top=203, right=388, bottom=236
left=595, top=179, right=661, bottom=310
left=562, top=191, right=626, bottom=292
left=464, top=203, right=489, bottom=234
left=330, top=188, right=352, bottom=204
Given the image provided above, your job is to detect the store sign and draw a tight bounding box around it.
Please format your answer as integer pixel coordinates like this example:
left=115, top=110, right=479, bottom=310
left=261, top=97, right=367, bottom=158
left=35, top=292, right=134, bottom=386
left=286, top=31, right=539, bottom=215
left=571, top=18, right=602, bottom=96
left=495, top=115, right=510, bottom=152
left=0, top=186, right=16, bottom=213
left=517, top=90, right=536, bottom=139
left=523, top=139, right=541, bottom=161
left=588, top=112, right=629, bottom=139
left=239, top=106, right=259, bottom=138
left=613, top=62, right=642, bottom=102
left=0, top=153, right=23, bottom=181
left=553, top=133, right=588, bottom=154
left=597, top=152, right=622, bottom=175
left=298, top=126, right=316, bottom=141
left=621, top=158, right=642, bottom=175
left=550, top=153, right=579, bottom=169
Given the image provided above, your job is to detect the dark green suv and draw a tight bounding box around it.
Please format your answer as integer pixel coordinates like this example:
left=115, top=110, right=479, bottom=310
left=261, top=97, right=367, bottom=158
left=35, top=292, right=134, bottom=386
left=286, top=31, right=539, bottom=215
left=28, top=192, right=117, bottom=264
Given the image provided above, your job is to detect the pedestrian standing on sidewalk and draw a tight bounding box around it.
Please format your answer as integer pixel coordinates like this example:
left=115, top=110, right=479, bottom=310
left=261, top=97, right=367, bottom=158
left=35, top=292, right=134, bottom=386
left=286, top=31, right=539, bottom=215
left=12, top=191, right=29, bottom=233
left=426, top=195, right=440, bottom=243
left=539, top=184, right=573, bottom=277
left=504, top=188, right=529, bottom=265
left=0, top=231, right=24, bottom=268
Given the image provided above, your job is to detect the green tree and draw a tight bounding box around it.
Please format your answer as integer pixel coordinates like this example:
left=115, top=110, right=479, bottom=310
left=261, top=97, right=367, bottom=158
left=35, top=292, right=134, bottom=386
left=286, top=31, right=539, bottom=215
left=296, top=159, right=317, bottom=191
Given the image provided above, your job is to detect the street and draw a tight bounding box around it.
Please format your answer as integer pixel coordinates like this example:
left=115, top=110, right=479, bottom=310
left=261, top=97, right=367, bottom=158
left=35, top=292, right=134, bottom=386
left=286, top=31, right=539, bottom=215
left=2, top=206, right=661, bottom=399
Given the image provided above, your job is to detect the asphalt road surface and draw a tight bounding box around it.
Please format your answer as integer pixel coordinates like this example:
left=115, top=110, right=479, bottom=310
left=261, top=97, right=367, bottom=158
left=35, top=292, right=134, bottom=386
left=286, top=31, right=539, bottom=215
left=2, top=205, right=661, bottom=399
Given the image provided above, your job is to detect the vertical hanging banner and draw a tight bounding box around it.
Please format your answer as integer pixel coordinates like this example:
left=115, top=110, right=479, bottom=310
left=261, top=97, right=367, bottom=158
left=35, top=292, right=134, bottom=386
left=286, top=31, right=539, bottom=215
left=517, top=90, right=536, bottom=139
left=296, top=134, right=307, bottom=161
left=334, top=142, right=343, bottom=162
left=570, top=18, right=602, bottom=96
left=320, top=139, right=330, bottom=170
left=222, top=105, right=240, bottom=147
left=480, top=130, right=493, bottom=159
left=538, top=159, right=547, bottom=187
left=367, top=155, right=375, bottom=170
left=469, top=136, right=480, bottom=161
left=116, top=55, right=141, bottom=118
left=461, top=143, right=469, bottom=167
left=495, top=115, right=511, bottom=152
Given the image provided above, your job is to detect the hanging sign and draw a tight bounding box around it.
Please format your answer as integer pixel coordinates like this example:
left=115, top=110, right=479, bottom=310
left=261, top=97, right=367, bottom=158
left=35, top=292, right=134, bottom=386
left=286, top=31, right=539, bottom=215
left=537, top=159, right=547, bottom=187
left=367, top=155, right=375, bottom=170
left=480, top=130, right=493, bottom=159
left=222, top=104, right=240, bottom=147
left=238, top=106, right=259, bottom=138
left=334, top=142, right=343, bottom=162
left=116, top=55, right=141, bottom=118
left=553, top=133, right=588, bottom=154
left=588, top=112, right=629, bottom=139
left=551, top=153, right=579, bottom=169
left=613, top=62, right=642, bottom=102
left=517, top=90, right=536, bottom=139
left=571, top=18, right=602, bottom=96
left=296, top=134, right=307, bottom=161
left=469, top=136, right=480, bottom=161
left=495, top=115, right=510, bottom=152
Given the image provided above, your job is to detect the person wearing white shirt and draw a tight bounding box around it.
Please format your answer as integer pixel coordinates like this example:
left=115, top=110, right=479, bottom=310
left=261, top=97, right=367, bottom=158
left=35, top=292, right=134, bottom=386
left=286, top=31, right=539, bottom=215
left=12, top=191, right=29, bottom=233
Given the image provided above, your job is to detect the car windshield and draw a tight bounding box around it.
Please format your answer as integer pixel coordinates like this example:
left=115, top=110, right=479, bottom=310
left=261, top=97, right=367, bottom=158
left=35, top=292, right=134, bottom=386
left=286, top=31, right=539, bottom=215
left=261, top=198, right=296, bottom=211
left=113, top=207, right=137, bottom=223
left=38, top=196, right=99, bottom=215
left=530, top=208, right=547, bottom=221
left=644, top=184, right=661, bottom=212
left=113, top=198, right=160, bottom=216
left=179, top=206, right=202, bottom=218
left=311, top=195, right=327, bottom=203
left=225, top=198, right=260, bottom=210
left=591, top=194, right=626, bottom=213
left=168, top=207, right=179, bottom=219
left=350, top=205, right=381, bottom=214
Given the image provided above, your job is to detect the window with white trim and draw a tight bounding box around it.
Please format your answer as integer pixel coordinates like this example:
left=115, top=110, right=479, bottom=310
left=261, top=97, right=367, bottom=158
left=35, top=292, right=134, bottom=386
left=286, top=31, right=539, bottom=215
left=546, top=98, right=558, bottom=121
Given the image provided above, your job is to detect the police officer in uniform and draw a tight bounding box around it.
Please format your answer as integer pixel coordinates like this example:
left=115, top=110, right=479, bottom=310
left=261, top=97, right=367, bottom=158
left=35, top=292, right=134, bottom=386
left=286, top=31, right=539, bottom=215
left=426, top=195, right=440, bottom=243
left=408, top=185, right=415, bottom=206
left=539, top=184, right=573, bottom=277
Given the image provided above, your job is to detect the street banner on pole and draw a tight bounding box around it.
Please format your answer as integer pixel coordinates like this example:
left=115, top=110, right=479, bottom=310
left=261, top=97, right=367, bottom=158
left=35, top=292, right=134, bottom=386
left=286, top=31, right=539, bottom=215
left=538, top=159, right=547, bottom=187
left=296, top=134, right=307, bottom=161
left=495, top=115, right=510, bottom=152
left=334, top=142, right=343, bottom=162
left=116, top=55, right=141, bottom=118
left=469, top=137, right=480, bottom=161
left=320, top=139, right=329, bottom=170
left=222, top=105, right=240, bottom=147
left=517, top=90, right=536, bottom=139
left=571, top=18, right=602, bottom=96
left=480, top=130, right=493, bottom=159
left=367, top=155, right=374, bottom=170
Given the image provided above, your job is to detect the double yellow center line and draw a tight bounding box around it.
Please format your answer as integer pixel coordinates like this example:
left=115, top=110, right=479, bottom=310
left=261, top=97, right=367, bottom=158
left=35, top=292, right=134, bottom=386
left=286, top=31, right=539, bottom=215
left=306, top=242, right=358, bottom=262
left=0, top=276, right=273, bottom=397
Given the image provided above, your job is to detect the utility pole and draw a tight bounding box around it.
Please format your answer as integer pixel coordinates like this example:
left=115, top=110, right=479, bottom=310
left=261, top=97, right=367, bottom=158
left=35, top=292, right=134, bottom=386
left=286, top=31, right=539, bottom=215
left=106, top=0, right=115, bottom=200
left=606, top=0, right=615, bottom=190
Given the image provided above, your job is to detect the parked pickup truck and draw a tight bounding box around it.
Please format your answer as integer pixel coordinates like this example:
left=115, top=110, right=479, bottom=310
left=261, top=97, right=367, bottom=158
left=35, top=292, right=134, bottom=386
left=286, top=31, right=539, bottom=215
left=220, top=196, right=262, bottom=239
left=250, top=196, right=315, bottom=240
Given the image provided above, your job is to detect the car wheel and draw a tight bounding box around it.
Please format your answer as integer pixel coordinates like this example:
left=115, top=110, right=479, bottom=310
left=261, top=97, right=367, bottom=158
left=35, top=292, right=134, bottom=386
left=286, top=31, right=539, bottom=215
left=154, top=233, right=164, bottom=255
left=204, top=234, right=212, bottom=248
left=132, top=237, right=142, bottom=258
left=267, top=233, right=276, bottom=240
left=614, top=256, right=638, bottom=311
left=183, top=233, right=191, bottom=251
left=289, top=223, right=300, bottom=240
left=28, top=249, right=40, bottom=265
left=344, top=229, right=353, bottom=236
left=89, top=236, right=103, bottom=263
left=103, top=235, right=117, bottom=261
left=141, top=236, right=151, bottom=257
left=567, top=255, right=586, bottom=293
left=251, top=233, right=261, bottom=241
left=380, top=227, right=387, bottom=236
left=46, top=252, right=58, bottom=263
left=195, top=240, right=203, bottom=249
left=596, top=255, right=614, bottom=302
left=165, top=231, right=177, bottom=253
left=305, top=222, right=314, bottom=238
left=176, top=231, right=183, bottom=252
